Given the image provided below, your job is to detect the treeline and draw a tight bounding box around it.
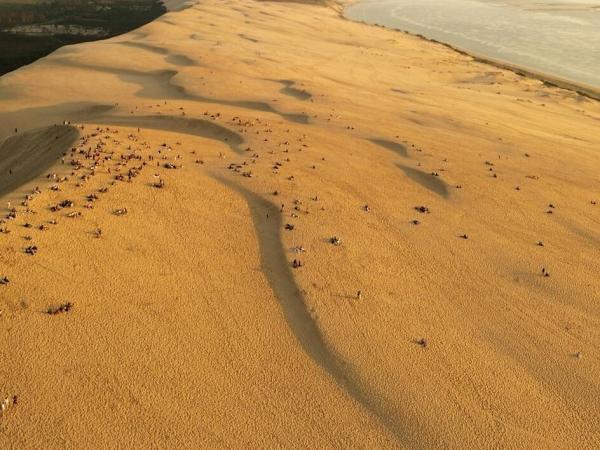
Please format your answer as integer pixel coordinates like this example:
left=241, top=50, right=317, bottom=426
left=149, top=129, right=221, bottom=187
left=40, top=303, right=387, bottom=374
left=0, top=1, right=166, bottom=32
left=0, top=9, right=47, bottom=27
left=0, top=0, right=166, bottom=75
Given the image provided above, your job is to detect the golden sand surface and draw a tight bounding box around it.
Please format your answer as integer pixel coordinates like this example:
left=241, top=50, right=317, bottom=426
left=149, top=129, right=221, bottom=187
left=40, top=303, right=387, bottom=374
left=0, top=0, right=599, bottom=447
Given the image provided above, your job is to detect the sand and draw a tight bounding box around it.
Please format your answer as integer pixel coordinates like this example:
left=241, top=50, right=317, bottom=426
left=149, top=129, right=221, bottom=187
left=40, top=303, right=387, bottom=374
left=0, top=0, right=599, bottom=448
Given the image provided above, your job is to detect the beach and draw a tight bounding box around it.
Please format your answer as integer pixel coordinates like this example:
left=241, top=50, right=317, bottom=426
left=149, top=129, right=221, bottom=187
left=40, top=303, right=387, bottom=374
left=1, top=0, right=600, bottom=447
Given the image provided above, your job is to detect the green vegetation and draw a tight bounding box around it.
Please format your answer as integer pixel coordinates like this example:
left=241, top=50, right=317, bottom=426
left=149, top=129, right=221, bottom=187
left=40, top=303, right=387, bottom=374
left=0, top=0, right=166, bottom=75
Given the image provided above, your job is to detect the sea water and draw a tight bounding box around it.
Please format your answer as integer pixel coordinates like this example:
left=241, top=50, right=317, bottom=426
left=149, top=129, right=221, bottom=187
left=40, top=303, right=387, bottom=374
left=345, top=0, right=600, bottom=88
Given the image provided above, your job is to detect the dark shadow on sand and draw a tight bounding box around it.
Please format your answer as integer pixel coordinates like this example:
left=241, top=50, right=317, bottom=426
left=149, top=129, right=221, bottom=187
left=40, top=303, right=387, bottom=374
left=369, top=138, right=408, bottom=157
left=54, top=60, right=309, bottom=124
left=0, top=125, right=79, bottom=198
left=239, top=33, right=259, bottom=43
left=213, top=174, right=410, bottom=445
left=397, top=164, right=449, bottom=198
left=0, top=102, right=114, bottom=140
left=93, top=115, right=244, bottom=154
left=276, top=79, right=312, bottom=101
left=119, top=41, right=197, bottom=67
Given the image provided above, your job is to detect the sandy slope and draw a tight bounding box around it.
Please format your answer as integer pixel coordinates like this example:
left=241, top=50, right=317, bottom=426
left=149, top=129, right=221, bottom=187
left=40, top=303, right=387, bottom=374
left=0, top=0, right=599, bottom=448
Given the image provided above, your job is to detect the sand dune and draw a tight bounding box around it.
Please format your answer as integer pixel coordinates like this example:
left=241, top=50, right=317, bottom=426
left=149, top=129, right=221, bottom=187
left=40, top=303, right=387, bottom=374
left=0, top=125, right=79, bottom=198
left=0, top=0, right=599, bottom=448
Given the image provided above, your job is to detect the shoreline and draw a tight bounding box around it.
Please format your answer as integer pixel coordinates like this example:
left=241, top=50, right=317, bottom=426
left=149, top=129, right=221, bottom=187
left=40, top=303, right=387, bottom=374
left=340, top=0, right=600, bottom=102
